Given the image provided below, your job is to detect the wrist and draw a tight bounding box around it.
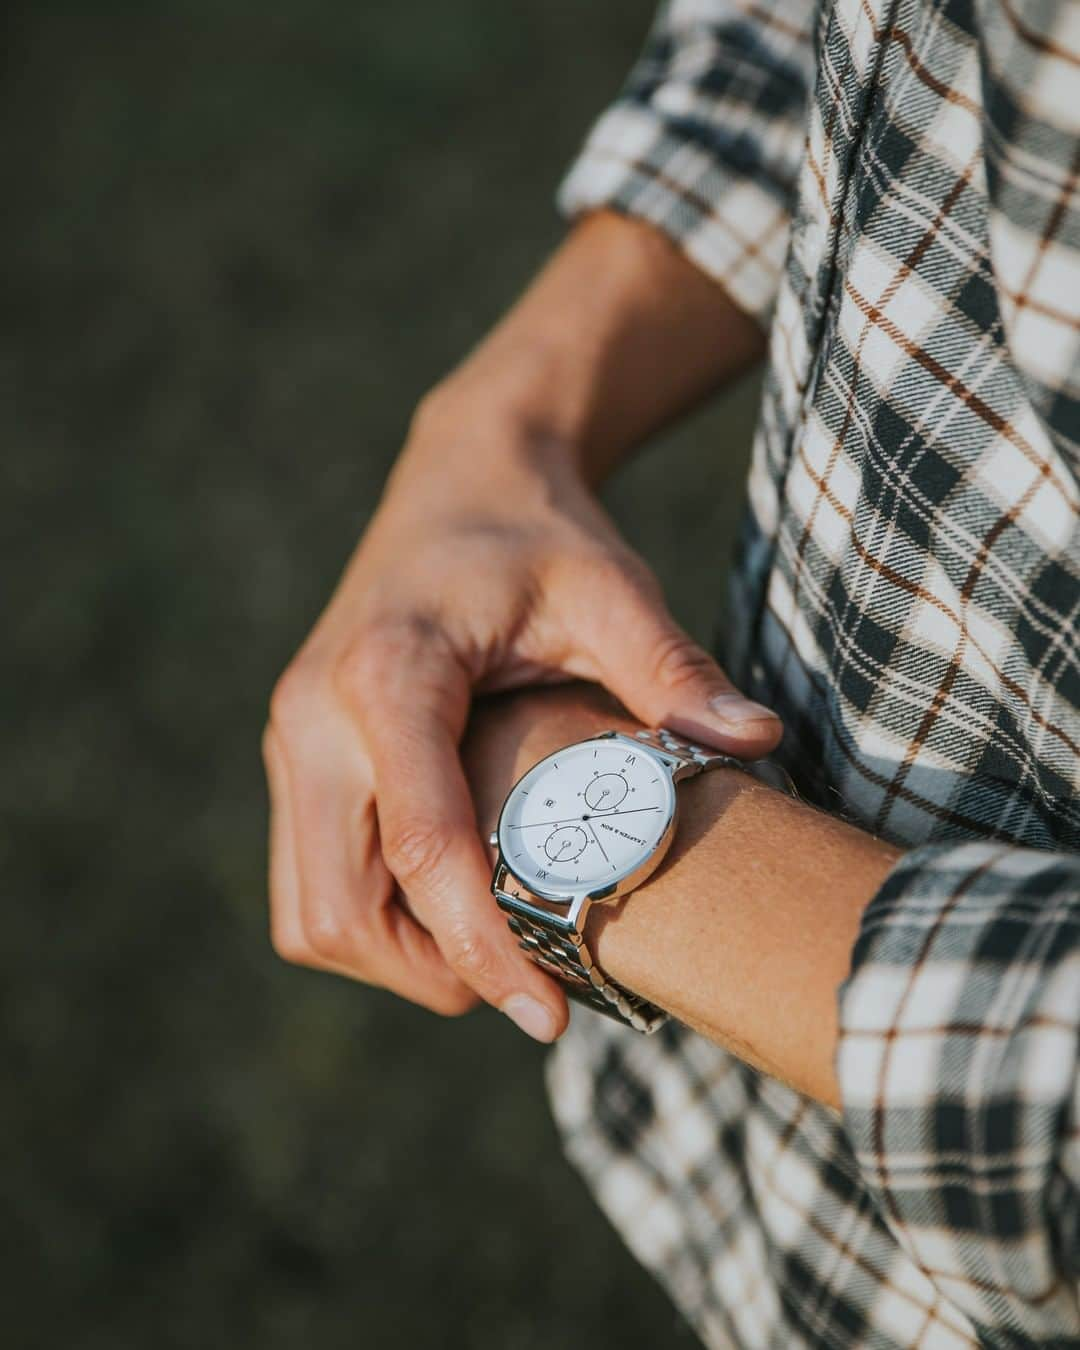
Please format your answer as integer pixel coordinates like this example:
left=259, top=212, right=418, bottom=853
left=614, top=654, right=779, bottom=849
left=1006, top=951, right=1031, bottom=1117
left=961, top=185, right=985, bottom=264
left=409, top=350, right=592, bottom=489
left=587, top=764, right=756, bottom=994
left=591, top=766, right=897, bottom=1105
left=402, top=210, right=770, bottom=497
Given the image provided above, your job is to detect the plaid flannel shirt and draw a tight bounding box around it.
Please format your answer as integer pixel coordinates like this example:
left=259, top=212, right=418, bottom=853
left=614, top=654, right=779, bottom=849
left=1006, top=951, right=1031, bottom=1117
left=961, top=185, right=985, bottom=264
left=546, top=2, right=1080, bottom=1346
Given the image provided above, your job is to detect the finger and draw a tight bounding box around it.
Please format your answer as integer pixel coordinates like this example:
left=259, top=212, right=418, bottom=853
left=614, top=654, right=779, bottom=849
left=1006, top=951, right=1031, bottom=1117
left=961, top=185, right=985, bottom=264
left=335, top=794, right=479, bottom=1013
left=573, top=565, right=783, bottom=756
left=263, top=724, right=310, bottom=964
left=340, top=619, right=569, bottom=1042
left=265, top=703, right=475, bottom=1016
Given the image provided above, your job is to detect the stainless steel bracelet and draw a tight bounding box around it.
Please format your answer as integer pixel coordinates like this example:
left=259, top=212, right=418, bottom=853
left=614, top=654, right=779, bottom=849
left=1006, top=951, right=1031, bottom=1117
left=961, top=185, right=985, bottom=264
left=498, top=890, right=668, bottom=1034
left=493, top=727, right=796, bottom=1035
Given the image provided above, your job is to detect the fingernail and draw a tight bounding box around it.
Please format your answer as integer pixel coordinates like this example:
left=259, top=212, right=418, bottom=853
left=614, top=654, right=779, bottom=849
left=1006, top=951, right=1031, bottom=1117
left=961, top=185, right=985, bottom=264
left=707, top=691, right=781, bottom=728
left=501, top=994, right=557, bottom=1043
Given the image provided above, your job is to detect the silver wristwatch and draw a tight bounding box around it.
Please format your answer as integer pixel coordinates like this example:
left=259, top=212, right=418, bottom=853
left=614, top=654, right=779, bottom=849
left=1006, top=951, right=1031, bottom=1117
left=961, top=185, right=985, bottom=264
left=488, top=727, right=795, bottom=1034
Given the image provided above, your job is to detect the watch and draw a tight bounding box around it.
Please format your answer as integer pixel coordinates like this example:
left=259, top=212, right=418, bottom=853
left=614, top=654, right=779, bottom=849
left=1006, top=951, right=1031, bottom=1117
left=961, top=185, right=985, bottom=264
left=488, top=726, right=796, bottom=1034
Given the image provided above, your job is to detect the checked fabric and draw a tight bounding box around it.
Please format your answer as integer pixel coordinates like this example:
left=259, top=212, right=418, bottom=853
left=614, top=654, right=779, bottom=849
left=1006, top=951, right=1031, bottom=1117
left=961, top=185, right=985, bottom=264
left=547, top=1, right=1080, bottom=1346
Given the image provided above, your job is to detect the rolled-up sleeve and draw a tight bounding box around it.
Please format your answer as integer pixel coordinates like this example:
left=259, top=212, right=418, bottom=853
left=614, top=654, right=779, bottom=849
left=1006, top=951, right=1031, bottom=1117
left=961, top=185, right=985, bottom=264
left=557, top=0, right=818, bottom=326
left=837, top=841, right=1080, bottom=1341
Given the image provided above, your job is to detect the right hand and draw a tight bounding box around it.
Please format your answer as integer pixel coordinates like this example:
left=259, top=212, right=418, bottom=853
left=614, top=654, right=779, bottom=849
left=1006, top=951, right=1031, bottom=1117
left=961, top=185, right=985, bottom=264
left=263, top=396, right=782, bottom=1042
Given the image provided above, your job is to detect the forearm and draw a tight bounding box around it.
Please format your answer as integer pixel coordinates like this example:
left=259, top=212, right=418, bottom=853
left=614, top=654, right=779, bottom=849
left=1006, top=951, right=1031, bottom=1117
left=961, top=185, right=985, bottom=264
left=466, top=684, right=899, bottom=1107
left=592, top=756, right=896, bottom=1108
left=415, top=210, right=766, bottom=485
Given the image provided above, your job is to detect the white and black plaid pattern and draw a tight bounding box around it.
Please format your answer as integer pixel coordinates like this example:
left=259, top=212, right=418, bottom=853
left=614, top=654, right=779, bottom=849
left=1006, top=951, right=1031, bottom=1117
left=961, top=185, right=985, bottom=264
left=550, top=1, right=1080, bottom=1345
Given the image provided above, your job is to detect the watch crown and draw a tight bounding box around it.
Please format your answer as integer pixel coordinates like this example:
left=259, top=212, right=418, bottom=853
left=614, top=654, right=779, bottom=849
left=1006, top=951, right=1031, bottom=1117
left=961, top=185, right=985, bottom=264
left=488, top=831, right=498, bottom=848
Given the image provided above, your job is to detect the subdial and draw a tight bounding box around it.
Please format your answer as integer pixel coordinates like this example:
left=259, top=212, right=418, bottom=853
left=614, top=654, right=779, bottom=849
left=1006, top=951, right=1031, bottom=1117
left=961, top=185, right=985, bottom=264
left=543, top=825, right=588, bottom=864
left=584, top=773, right=628, bottom=812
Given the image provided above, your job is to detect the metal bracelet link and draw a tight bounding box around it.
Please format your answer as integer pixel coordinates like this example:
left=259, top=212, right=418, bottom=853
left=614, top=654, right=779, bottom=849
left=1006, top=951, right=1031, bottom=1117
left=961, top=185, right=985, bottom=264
left=497, top=895, right=667, bottom=1034
left=636, top=727, right=800, bottom=796
left=631, top=727, right=744, bottom=777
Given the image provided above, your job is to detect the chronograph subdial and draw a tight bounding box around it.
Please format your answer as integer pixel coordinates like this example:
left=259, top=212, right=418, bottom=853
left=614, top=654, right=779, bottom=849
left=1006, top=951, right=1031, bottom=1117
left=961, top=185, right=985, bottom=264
left=584, top=772, right=628, bottom=812
left=543, top=824, right=589, bottom=864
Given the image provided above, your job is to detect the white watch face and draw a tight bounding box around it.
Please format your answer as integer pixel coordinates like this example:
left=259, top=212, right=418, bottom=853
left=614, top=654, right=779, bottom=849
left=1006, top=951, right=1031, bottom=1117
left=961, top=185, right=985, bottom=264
left=497, top=736, right=676, bottom=898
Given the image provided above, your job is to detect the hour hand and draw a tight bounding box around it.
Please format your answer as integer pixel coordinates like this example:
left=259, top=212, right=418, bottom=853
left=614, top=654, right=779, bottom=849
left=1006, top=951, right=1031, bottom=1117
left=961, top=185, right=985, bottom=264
left=507, top=815, right=581, bottom=831
left=583, top=819, right=610, bottom=863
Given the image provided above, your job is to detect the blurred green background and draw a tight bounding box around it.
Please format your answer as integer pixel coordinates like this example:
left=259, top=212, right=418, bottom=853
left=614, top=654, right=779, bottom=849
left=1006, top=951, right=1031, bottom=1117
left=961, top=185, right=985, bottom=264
left=3, top=3, right=760, bottom=1346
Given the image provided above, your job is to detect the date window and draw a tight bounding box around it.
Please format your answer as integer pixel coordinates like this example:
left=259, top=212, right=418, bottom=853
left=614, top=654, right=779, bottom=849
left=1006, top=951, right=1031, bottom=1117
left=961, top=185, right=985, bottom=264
left=544, top=797, right=556, bottom=808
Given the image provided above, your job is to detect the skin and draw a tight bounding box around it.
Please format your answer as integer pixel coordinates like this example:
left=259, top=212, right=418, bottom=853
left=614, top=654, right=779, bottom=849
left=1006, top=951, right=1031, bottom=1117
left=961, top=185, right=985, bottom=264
left=463, top=683, right=899, bottom=1110
left=263, top=209, right=898, bottom=1092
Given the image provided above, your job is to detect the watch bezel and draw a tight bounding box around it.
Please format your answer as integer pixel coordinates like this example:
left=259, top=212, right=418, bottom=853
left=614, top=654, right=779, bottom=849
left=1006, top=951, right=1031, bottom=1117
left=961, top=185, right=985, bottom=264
left=493, top=732, right=678, bottom=908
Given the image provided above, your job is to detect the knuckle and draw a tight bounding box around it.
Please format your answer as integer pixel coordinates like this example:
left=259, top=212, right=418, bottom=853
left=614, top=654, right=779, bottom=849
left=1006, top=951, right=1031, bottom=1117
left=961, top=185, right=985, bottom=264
left=593, top=548, right=661, bottom=598
left=651, top=631, right=714, bottom=691
left=334, top=629, right=383, bottom=694
left=619, top=555, right=665, bottom=603
left=302, top=905, right=351, bottom=964
left=382, top=818, right=454, bottom=883
left=269, top=660, right=316, bottom=733
left=443, top=924, right=496, bottom=984
left=435, top=986, right=481, bottom=1019
left=568, top=550, right=666, bottom=626
left=334, top=614, right=441, bottom=698
left=573, top=549, right=631, bottom=593
left=269, top=921, right=311, bottom=968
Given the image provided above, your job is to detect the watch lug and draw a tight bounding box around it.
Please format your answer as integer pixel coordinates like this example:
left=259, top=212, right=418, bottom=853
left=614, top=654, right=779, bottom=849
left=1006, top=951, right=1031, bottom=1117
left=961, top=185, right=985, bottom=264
left=568, top=893, right=591, bottom=934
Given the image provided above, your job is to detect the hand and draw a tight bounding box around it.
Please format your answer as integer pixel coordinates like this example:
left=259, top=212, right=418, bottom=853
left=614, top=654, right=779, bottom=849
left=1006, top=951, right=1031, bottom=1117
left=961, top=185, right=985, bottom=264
left=263, top=211, right=779, bottom=1043
left=264, top=400, right=782, bottom=1042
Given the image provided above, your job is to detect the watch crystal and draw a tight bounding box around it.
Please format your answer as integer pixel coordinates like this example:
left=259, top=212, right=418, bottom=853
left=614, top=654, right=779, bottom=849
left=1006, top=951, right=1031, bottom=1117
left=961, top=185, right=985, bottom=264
left=497, top=737, right=675, bottom=894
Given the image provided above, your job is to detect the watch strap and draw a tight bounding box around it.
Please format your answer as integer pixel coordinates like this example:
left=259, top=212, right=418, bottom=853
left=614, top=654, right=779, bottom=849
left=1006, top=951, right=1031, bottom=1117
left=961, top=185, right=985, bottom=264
left=496, top=888, right=668, bottom=1034
left=629, top=726, right=744, bottom=778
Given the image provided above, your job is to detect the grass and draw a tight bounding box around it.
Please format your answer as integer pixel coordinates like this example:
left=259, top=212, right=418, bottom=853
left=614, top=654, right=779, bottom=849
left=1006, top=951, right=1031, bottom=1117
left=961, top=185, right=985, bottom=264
left=3, top=3, right=759, bottom=1344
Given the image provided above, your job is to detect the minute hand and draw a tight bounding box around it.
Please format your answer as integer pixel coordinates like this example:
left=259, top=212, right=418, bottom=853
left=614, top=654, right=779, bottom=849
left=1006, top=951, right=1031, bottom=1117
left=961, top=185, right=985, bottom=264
left=590, top=807, right=662, bottom=818
left=510, top=806, right=662, bottom=830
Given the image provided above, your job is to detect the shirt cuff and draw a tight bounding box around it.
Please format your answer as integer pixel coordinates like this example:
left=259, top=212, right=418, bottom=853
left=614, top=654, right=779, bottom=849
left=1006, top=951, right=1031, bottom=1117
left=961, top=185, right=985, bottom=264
left=836, top=840, right=1080, bottom=1340
left=557, top=100, right=792, bottom=329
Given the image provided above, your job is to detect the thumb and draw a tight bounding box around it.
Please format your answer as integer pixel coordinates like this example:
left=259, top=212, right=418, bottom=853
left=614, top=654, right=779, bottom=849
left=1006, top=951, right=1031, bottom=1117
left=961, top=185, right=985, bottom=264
left=581, top=568, right=783, bottom=757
